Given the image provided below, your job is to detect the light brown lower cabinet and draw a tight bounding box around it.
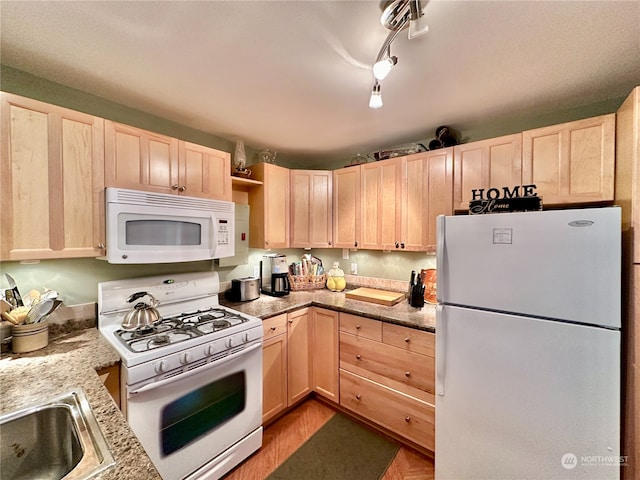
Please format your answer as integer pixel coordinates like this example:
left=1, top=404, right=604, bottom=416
left=96, top=363, right=121, bottom=409
left=287, top=308, right=312, bottom=405
left=311, top=308, right=339, bottom=403
left=262, top=314, right=288, bottom=424
left=339, top=313, right=436, bottom=452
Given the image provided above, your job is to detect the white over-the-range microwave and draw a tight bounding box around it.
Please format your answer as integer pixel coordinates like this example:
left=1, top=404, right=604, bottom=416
left=105, top=187, right=234, bottom=264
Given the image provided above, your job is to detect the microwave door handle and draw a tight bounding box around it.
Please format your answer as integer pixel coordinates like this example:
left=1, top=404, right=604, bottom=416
left=129, top=343, right=262, bottom=396
left=210, top=213, right=216, bottom=258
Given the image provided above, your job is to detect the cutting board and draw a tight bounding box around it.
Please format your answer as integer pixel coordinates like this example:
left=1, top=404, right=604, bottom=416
left=345, top=287, right=406, bottom=306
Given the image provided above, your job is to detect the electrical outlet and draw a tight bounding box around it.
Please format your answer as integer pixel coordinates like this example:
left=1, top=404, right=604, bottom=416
left=350, top=263, right=358, bottom=275
left=342, top=248, right=349, bottom=260
left=253, top=265, right=260, bottom=278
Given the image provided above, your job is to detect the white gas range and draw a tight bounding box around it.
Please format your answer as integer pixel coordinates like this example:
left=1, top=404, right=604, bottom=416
left=98, top=272, right=263, bottom=480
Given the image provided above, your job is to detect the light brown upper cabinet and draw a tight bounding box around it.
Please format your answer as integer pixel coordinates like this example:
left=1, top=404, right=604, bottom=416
left=404, top=149, right=454, bottom=250
left=105, top=120, right=231, bottom=201
left=290, top=170, right=333, bottom=248
left=1, top=93, right=105, bottom=261
left=105, top=120, right=178, bottom=194
left=333, top=166, right=361, bottom=249
left=453, top=133, right=523, bottom=211
left=179, top=142, right=232, bottom=201
left=522, top=114, right=615, bottom=206
left=248, top=162, right=290, bottom=249
left=360, top=157, right=404, bottom=250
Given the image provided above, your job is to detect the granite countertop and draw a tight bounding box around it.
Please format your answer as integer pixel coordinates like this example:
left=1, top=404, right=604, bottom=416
left=0, top=328, right=161, bottom=480
left=221, top=288, right=437, bottom=333
left=0, top=288, right=434, bottom=480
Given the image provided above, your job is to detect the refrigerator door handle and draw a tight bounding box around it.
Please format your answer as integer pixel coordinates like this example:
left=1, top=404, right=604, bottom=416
left=435, top=215, right=445, bottom=303
left=436, top=304, right=446, bottom=396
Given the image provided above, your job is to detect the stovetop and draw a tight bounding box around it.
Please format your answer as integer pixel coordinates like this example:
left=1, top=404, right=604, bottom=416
left=98, top=272, right=263, bottom=372
left=115, top=307, right=249, bottom=353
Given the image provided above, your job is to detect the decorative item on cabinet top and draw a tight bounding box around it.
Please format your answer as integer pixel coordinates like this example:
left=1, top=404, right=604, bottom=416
left=232, top=140, right=252, bottom=178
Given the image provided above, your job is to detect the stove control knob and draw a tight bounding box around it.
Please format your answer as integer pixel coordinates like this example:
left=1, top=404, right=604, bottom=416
left=242, top=333, right=250, bottom=342
left=155, top=360, right=168, bottom=373
left=206, top=344, right=215, bottom=356
left=226, top=337, right=234, bottom=348
left=180, top=352, right=193, bottom=364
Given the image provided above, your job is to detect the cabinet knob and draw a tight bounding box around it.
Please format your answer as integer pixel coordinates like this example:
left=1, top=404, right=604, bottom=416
left=356, top=394, right=361, bottom=400
left=355, top=325, right=361, bottom=330
left=354, top=241, right=358, bottom=247
left=405, top=416, right=411, bottom=423
left=97, top=243, right=105, bottom=249
left=395, top=242, right=399, bottom=248
left=405, top=371, right=411, bottom=377
left=404, top=337, right=410, bottom=343
left=178, top=185, right=187, bottom=192
left=401, top=242, right=405, bottom=249
left=328, top=241, right=332, bottom=246
left=288, top=320, right=293, bottom=324
left=356, top=354, right=361, bottom=360
left=270, top=326, right=276, bottom=331
left=172, top=184, right=179, bottom=190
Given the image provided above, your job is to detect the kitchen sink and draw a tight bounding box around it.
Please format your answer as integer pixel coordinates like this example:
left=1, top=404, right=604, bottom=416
left=0, top=389, right=115, bottom=480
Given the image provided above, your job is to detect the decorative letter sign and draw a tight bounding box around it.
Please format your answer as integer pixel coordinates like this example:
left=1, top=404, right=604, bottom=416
left=469, top=184, right=542, bottom=215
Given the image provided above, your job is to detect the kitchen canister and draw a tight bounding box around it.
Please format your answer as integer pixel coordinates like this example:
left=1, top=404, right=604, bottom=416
left=12, top=319, right=49, bottom=353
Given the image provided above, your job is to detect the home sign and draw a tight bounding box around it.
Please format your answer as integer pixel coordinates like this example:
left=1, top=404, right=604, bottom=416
left=469, top=184, right=543, bottom=215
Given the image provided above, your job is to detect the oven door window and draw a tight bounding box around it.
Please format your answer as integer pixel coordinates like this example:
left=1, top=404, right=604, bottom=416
left=125, top=219, right=202, bottom=246
left=160, top=371, right=246, bottom=456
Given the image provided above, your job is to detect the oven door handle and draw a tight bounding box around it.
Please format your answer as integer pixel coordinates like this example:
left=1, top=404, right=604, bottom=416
left=129, top=343, right=262, bottom=396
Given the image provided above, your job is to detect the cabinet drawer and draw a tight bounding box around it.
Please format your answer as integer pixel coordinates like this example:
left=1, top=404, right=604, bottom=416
left=263, top=314, right=287, bottom=340
left=340, top=332, right=434, bottom=403
left=339, top=313, right=382, bottom=341
left=340, top=369, right=434, bottom=452
left=383, top=323, right=435, bottom=357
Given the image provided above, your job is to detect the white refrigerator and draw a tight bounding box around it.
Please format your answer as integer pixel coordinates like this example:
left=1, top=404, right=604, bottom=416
left=435, top=207, right=621, bottom=480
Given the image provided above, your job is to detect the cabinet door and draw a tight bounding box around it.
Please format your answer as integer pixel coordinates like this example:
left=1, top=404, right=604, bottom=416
left=453, top=133, right=522, bottom=211
left=615, top=87, right=640, bottom=264
left=1, top=93, right=105, bottom=261
left=332, top=167, right=361, bottom=248
left=104, top=120, right=179, bottom=194
left=262, top=333, right=287, bottom=424
left=523, top=114, right=615, bottom=205
left=290, top=170, right=333, bottom=248
left=248, top=162, right=290, bottom=249
left=287, top=308, right=312, bottom=405
left=179, top=141, right=232, bottom=200
left=361, top=158, right=404, bottom=250
left=404, top=149, right=453, bottom=250
left=312, top=308, right=339, bottom=404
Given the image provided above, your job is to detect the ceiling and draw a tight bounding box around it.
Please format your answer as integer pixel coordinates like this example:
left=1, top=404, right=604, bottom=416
left=1, top=1, right=639, bottom=168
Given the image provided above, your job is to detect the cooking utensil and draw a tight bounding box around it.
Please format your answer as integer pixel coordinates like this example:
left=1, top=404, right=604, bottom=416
left=4, top=290, right=17, bottom=309
left=5, top=274, right=24, bottom=307
left=121, top=292, right=162, bottom=331
left=25, top=299, right=53, bottom=324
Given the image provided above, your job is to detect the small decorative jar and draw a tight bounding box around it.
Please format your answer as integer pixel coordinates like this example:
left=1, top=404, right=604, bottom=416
left=326, top=262, right=346, bottom=292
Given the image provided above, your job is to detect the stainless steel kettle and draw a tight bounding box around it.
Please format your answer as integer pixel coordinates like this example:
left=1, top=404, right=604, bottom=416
left=121, top=291, right=161, bottom=331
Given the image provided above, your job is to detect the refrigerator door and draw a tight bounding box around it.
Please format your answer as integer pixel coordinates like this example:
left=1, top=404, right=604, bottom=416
left=435, top=305, right=620, bottom=480
left=436, top=207, right=621, bottom=328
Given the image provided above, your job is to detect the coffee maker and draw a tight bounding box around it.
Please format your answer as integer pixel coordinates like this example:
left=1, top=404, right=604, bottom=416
left=260, top=254, right=290, bottom=297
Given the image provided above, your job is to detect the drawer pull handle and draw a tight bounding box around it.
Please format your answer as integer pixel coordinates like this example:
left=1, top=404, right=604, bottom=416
left=288, top=320, right=293, bottom=324
left=356, top=354, right=362, bottom=360
left=405, top=416, right=411, bottom=423
left=405, top=371, right=411, bottom=377
left=404, top=337, right=410, bottom=343
left=356, top=394, right=361, bottom=400
left=270, top=326, right=276, bottom=331
left=355, top=325, right=361, bottom=330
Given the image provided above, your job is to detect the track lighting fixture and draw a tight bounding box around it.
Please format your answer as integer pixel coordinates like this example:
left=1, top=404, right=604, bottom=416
left=369, top=82, right=383, bottom=109
left=368, top=0, right=428, bottom=109
left=373, top=47, right=398, bottom=80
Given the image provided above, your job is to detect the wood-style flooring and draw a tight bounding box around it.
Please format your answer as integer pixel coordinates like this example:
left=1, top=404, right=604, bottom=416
left=223, top=398, right=434, bottom=480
